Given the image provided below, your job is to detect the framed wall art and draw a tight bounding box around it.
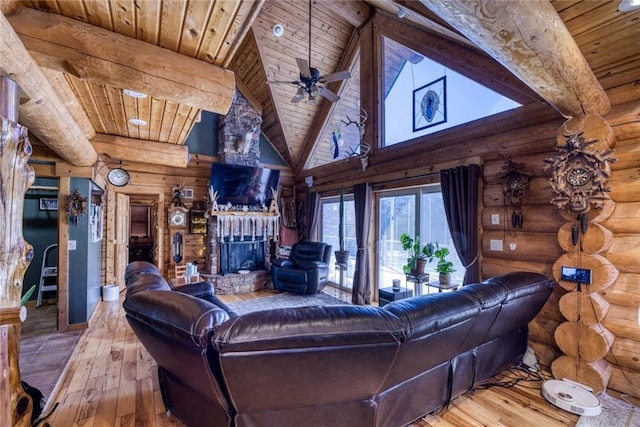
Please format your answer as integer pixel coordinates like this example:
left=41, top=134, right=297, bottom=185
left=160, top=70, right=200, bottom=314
left=413, top=75, right=447, bottom=132
left=39, top=198, right=58, bottom=211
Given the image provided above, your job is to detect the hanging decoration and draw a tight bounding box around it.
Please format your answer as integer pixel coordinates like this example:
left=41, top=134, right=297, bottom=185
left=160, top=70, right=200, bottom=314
left=498, top=159, right=531, bottom=234
left=331, top=129, right=343, bottom=159
left=413, top=75, right=447, bottom=132
left=66, top=188, right=87, bottom=226
left=341, top=108, right=371, bottom=171
left=543, top=131, right=616, bottom=216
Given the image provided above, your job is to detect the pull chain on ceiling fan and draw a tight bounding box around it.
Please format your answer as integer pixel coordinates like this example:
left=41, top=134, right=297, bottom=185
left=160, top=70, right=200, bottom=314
left=267, top=0, right=351, bottom=104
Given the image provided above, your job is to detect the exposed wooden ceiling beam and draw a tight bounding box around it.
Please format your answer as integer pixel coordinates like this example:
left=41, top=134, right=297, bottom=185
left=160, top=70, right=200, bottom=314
left=366, top=0, right=475, bottom=48
left=7, top=7, right=235, bottom=115
left=0, top=11, right=97, bottom=167
left=419, top=0, right=610, bottom=118
left=91, top=134, right=190, bottom=168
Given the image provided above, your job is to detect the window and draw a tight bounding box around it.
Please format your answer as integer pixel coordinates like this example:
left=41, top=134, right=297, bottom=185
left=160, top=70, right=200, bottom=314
left=377, top=185, right=464, bottom=290
left=382, top=36, right=520, bottom=147
left=319, top=195, right=356, bottom=290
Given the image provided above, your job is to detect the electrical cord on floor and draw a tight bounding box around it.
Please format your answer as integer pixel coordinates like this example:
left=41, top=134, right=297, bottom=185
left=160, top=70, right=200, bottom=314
left=472, top=365, right=548, bottom=391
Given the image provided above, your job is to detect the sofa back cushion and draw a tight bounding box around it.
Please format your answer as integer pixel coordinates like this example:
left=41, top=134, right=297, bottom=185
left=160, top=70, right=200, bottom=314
left=124, top=290, right=233, bottom=408
left=212, top=305, right=403, bottom=413
left=290, top=241, right=331, bottom=265
left=381, top=292, right=480, bottom=385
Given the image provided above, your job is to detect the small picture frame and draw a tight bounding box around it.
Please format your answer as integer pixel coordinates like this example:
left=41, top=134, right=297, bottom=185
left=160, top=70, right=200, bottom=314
left=39, top=198, right=58, bottom=211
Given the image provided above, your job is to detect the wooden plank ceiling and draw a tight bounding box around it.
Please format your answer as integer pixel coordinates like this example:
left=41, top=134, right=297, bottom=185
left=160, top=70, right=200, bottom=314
left=2, top=0, right=640, bottom=173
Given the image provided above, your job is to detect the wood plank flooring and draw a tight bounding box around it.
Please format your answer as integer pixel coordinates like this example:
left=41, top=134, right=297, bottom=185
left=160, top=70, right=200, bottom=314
left=43, top=288, right=579, bottom=426
left=19, top=303, right=83, bottom=399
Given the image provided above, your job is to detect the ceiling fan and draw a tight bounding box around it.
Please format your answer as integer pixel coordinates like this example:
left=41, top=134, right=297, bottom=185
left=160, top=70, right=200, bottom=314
left=267, top=0, right=350, bottom=104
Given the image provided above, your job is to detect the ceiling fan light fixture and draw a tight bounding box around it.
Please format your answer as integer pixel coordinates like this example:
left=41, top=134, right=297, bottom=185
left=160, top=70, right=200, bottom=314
left=294, top=87, right=306, bottom=100
left=310, top=84, right=319, bottom=97
left=308, top=94, right=318, bottom=104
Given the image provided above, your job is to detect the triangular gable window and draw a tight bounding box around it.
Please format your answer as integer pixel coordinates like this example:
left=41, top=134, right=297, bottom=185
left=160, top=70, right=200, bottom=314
left=383, top=36, right=521, bottom=147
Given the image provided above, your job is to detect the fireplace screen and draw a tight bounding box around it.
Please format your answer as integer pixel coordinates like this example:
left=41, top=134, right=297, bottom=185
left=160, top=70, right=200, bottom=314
left=219, top=237, right=266, bottom=274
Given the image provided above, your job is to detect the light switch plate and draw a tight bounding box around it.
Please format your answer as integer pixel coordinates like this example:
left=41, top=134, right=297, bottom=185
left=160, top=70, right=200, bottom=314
left=491, top=214, right=500, bottom=225
left=490, top=239, right=503, bottom=251
left=68, top=240, right=77, bottom=250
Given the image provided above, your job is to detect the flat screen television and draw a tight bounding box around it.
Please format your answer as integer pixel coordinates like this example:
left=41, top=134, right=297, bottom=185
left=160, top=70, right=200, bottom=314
left=210, top=163, right=280, bottom=207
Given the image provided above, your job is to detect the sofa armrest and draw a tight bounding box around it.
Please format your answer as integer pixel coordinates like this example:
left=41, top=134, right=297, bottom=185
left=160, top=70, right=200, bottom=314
left=173, top=281, right=215, bottom=298
left=272, top=258, right=294, bottom=268
left=173, top=281, right=239, bottom=318
left=295, top=260, right=329, bottom=271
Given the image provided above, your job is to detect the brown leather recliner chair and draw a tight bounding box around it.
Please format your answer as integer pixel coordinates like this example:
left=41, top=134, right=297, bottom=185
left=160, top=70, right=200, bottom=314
left=271, top=241, right=332, bottom=294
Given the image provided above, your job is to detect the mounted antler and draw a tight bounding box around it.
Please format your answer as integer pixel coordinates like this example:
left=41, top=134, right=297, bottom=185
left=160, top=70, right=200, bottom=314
left=341, top=108, right=368, bottom=139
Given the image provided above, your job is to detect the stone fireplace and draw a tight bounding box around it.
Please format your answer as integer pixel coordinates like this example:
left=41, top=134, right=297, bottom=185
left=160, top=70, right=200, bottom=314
left=203, top=212, right=279, bottom=294
left=200, top=90, right=281, bottom=294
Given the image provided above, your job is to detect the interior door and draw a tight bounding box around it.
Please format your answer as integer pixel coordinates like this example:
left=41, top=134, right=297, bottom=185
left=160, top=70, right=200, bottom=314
left=114, top=193, right=130, bottom=288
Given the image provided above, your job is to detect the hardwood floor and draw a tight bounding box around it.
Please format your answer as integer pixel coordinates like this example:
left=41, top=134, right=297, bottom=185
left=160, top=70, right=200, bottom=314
left=43, top=289, right=579, bottom=427
left=19, top=303, right=83, bottom=400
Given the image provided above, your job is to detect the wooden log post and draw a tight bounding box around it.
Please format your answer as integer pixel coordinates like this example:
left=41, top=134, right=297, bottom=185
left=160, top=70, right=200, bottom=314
left=550, top=115, right=617, bottom=393
left=0, top=76, right=35, bottom=427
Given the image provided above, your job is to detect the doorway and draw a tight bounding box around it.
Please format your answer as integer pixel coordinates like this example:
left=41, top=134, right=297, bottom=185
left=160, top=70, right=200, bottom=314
left=129, top=204, right=154, bottom=263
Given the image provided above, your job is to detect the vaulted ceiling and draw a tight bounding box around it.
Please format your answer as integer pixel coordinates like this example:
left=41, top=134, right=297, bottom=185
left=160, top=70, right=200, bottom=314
left=1, top=0, right=639, bottom=176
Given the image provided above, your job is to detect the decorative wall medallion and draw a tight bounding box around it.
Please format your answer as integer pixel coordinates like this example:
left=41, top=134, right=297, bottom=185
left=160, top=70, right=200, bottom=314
left=413, top=76, right=446, bottom=132
left=544, top=132, right=616, bottom=214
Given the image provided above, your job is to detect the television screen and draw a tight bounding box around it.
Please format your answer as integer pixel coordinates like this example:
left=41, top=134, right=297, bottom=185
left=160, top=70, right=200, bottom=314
left=560, top=266, right=592, bottom=285
left=210, top=163, right=280, bottom=207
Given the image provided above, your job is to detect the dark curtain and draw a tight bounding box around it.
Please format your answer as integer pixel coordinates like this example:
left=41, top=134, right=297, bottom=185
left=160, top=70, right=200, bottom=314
left=440, top=164, right=480, bottom=285
left=303, top=191, right=320, bottom=241
left=352, top=183, right=372, bottom=304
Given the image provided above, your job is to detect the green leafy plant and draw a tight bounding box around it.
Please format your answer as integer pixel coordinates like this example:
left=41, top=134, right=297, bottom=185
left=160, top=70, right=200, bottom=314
left=21, top=285, right=36, bottom=306
left=434, top=247, right=456, bottom=274
left=400, top=234, right=435, bottom=274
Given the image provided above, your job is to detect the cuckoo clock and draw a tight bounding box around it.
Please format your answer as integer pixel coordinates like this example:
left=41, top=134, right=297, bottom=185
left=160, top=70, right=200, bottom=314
left=543, top=132, right=616, bottom=245
left=498, top=160, right=531, bottom=231
left=544, top=132, right=616, bottom=215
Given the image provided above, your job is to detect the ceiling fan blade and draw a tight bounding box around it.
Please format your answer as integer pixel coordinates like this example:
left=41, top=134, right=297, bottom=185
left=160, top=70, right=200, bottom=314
left=317, top=86, right=340, bottom=103
left=267, top=80, right=300, bottom=85
left=319, top=70, right=351, bottom=83
left=296, top=58, right=312, bottom=79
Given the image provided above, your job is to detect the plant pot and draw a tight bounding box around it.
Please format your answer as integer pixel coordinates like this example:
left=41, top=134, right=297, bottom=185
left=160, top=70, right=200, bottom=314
left=414, top=259, right=428, bottom=275
left=334, top=250, right=350, bottom=264
left=439, top=272, right=451, bottom=285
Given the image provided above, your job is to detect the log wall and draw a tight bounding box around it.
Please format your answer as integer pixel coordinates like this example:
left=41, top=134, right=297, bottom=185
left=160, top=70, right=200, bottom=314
left=481, top=93, right=640, bottom=398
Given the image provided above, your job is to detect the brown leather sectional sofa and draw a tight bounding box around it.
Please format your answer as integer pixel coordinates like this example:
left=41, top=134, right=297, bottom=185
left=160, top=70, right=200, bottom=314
left=123, top=261, right=554, bottom=427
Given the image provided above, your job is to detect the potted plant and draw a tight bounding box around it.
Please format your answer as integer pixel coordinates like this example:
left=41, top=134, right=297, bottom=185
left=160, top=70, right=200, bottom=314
left=434, top=246, right=456, bottom=284
left=400, top=233, right=435, bottom=275
left=334, top=187, right=350, bottom=264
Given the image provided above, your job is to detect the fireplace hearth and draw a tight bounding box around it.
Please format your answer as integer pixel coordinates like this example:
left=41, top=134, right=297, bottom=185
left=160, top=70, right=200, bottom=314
left=204, top=212, right=279, bottom=293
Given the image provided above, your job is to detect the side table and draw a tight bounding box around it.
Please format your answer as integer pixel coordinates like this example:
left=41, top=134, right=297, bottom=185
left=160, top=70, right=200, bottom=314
left=379, top=287, right=413, bottom=306
left=405, top=273, right=430, bottom=296
left=335, top=262, right=348, bottom=287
